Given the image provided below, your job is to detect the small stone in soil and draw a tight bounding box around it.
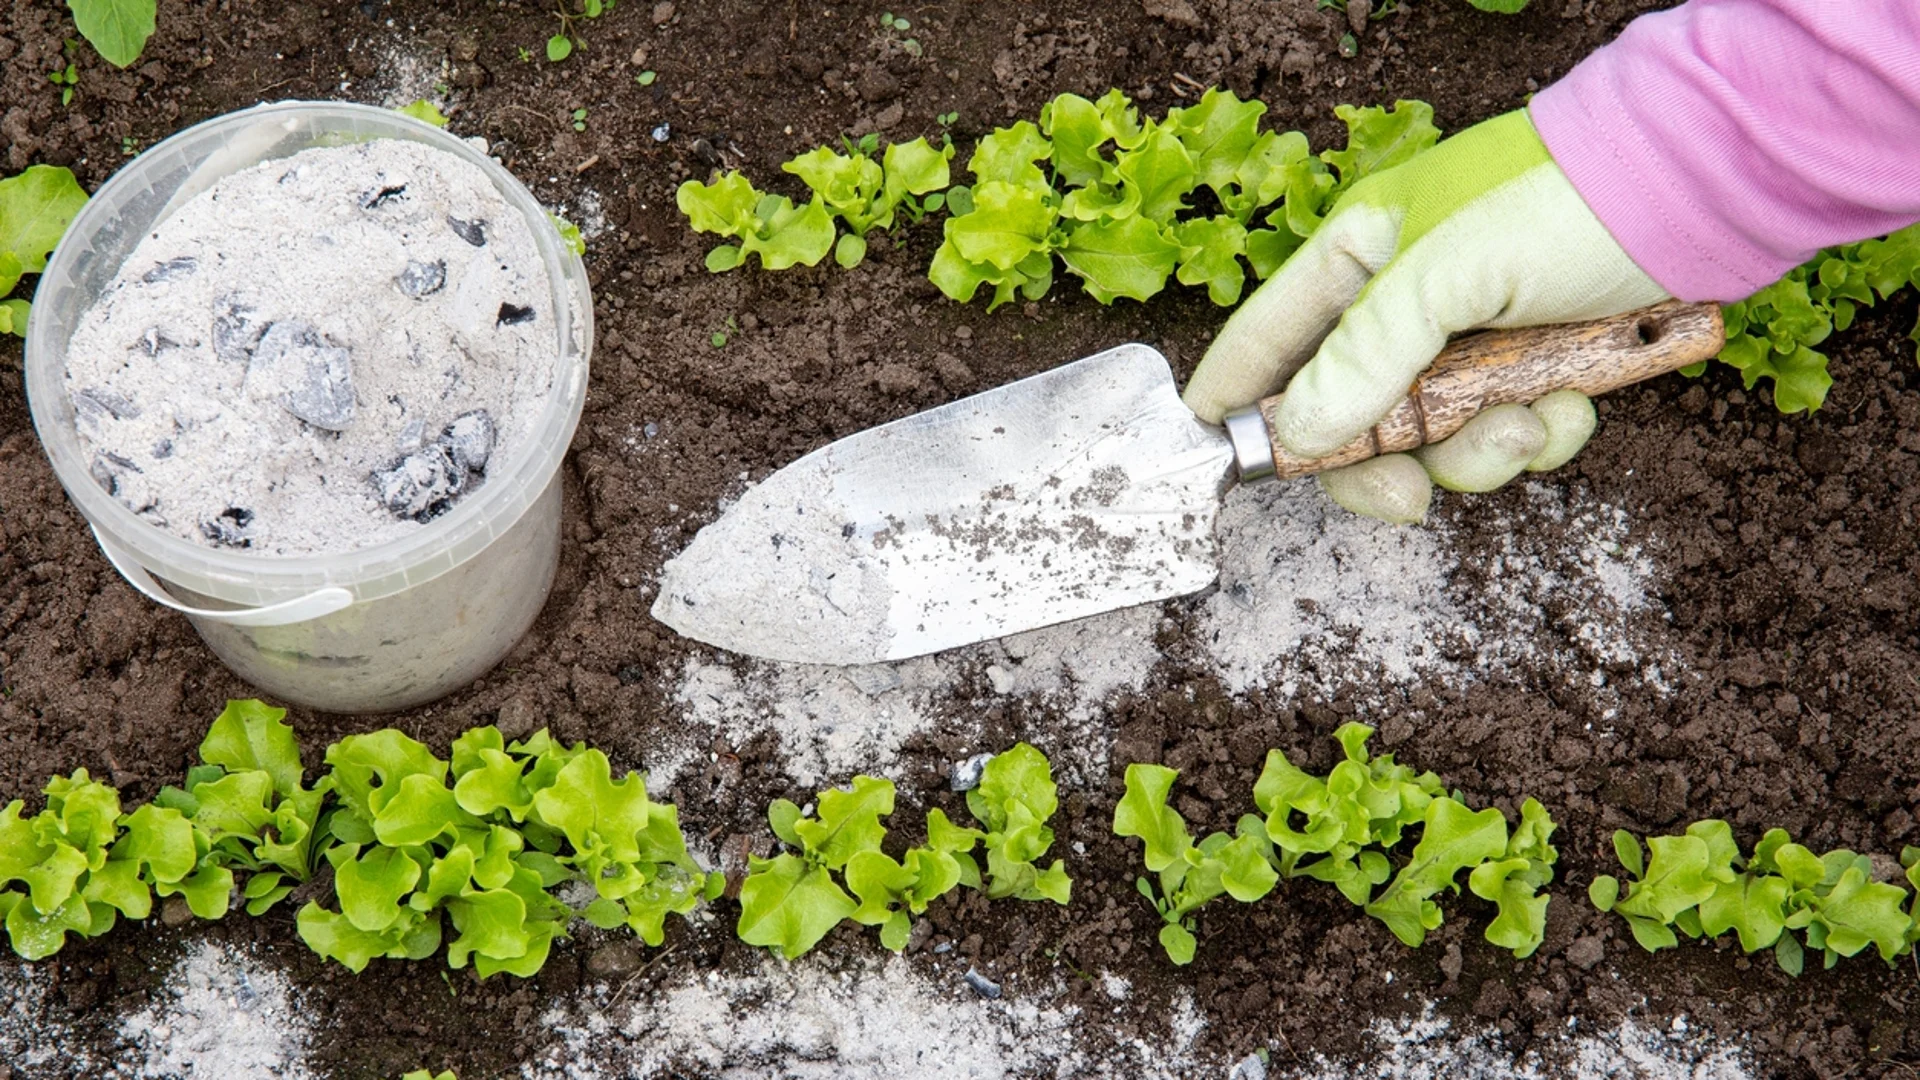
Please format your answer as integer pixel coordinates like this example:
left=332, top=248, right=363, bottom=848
left=651, top=123, right=671, bottom=143
left=200, top=506, right=255, bottom=548
left=984, top=664, right=1015, bottom=695
left=141, top=256, right=197, bottom=284
left=949, top=752, right=994, bottom=792
left=962, top=968, right=1001, bottom=999
left=248, top=320, right=356, bottom=431
left=371, top=444, right=466, bottom=521
left=497, top=302, right=536, bottom=326
left=440, top=409, right=495, bottom=473
left=212, top=297, right=266, bottom=364
left=395, top=259, right=447, bottom=298
left=447, top=215, right=487, bottom=246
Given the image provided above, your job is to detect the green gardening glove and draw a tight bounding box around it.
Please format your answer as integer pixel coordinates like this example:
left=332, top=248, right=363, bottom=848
left=1183, top=109, right=1669, bottom=523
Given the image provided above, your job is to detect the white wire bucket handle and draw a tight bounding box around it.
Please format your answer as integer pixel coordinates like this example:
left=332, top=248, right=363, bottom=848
left=92, top=526, right=357, bottom=628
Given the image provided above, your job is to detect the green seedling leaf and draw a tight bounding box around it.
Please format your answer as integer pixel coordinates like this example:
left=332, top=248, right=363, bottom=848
left=397, top=100, right=450, bottom=128
left=0, top=296, right=29, bottom=337
left=66, top=0, right=156, bottom=67
left=1172, top=215, right=1249, bottom=306
left=1158, top=921, right=1197, bottom=965
left=189, top=769, right=275, bottom=841
left=529, top=749, right=651, bottom=871
left=199, top=700, right=306, bottom=797
left=968, top=121, right=1053, bottom=189
left=945, top=180, right=1056, bottom=271
left=1114, top=765, right=1191, bottom=874
left=792, top=775, right=894, bottom=870
left=1165, top=87, right=1267, bottom=194
left=736, top=852, right=857, bottom=959
left=1321, top=100, right=1441, bottom=193
left=1112, top=122, right=1196, bottom=224
left=328, top=843, right=422, bottom=934
left=546, top=34, right=573, bottom=62
left=1364, top=798, right=1507, bottom=948
left=1058, top=216, right=1180, bottom=304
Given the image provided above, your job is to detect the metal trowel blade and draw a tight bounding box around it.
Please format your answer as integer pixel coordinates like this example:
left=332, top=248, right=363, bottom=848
left=651, top=343, right=1237, bottom=665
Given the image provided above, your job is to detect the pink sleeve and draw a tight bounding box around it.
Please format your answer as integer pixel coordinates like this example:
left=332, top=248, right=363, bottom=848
left=1528, top=0, right=1920, bottom=303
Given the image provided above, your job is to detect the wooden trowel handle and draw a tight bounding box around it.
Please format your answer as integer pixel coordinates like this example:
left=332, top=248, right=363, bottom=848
left=1229, top=300, right=1725, bottom=482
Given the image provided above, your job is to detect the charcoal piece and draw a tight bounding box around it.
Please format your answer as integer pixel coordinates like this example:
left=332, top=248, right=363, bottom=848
left=248, top=320, right=356, bottom=431
left=396, top=416, right=426, bottom=452
left=361, top=183, right=408, bottom=209
left=446, top=216, right=487, bottom=246
left=395, top=259, right=447, bottom=298
left=200, top=507, right=254, bottom=548
left=73, top=387, right=142, bottom=426
left=135, top=327, right=184, bottom=356
left=142, top=257, right=198, bottom=284
left=439, top=409, right=495, bottom=474
left=88, top=452, right=151, bottom=503
left=371, top=445, right=466, bottom=521
left=496, top=302, right=535, bottom=326
left=212, top=298, right=266, bottom=364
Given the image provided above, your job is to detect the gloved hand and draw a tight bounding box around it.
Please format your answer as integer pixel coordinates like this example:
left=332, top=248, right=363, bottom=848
left=1183, top=109, right=1669, bottom=523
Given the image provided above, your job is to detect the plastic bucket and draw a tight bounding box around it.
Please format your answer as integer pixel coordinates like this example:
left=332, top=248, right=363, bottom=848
left=23, top=101, right=593, bottom=714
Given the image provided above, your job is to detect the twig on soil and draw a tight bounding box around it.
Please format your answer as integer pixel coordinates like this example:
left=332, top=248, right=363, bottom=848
left=1172, top=72, right=1208, bottom=92
left=255, top=76, right=299, bottom=95
left=607, top=942, right=679, bottom=1011
left=575, top=155, right=601, bottom=173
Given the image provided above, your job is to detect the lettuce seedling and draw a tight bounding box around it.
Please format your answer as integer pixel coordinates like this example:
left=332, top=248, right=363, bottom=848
left=965, top=743, right=1071, bottom=905
left=677, top=172, right=836, bottom=272
left=0, top=769, right=220, bottom=959
left=846, top=808, right=983, bottom=952
left=300, top=723, right=717, bottom=976
left=154, top=699, right=327, bottom=916
left=740, top=744, right=1069, bottom=958
left=738, top=775, right=893, bottom=959
left=1690, top=222, right=1919, bottom=414
left=1119, top=723, right=1556, bottom=964
left=1594, top=821, right=1914, bottom=974
left=0, top=164, right=90, bottom=337
left=783, top=136, right=954, bottom=267
left=1114, top=763, right=1275, bottom=965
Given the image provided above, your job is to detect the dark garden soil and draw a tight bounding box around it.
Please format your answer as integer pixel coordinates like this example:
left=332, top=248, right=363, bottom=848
left=4, top=0, right=1920, bottom=1076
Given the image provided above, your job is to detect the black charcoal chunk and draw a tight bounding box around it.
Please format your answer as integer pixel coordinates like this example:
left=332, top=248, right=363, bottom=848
left=371, top=445, right=466, bottom=522
left=361, top=183, right=408, bottom=209
left=200, top=507, right=254, bottom=548
left=249, top=320, right=356, bottom=431
left=88, top=454, right=160, bottom=518
left=395, top=259, right=447, bottom=298
left=213, top=298, right=266, bottom=364
left=496, top=302, right=535, bottom=326
left=447, top=216, right=487, bottom=246
left=438, top=410, right=495, bottom=474
left=73, top=387, right=142, bottom=425
left=142, top=256, right=198, bottom=284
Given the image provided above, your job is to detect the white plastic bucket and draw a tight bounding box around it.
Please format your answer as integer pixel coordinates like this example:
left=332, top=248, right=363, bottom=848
left=24, top=101, right=593, bottom=714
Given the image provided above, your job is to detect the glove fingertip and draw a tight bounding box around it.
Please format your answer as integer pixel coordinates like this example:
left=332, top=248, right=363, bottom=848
left=1525, top=390, right=1598, bottom=473
left=1318, top=455, right=1433, bottom=525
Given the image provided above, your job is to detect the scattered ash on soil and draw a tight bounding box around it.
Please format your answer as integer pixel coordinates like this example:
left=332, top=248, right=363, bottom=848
left=118, top=941, right=312, bottom=1079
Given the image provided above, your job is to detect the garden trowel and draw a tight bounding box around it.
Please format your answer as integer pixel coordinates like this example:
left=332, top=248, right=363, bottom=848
left=653, top=302, right=1723, bottom=665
